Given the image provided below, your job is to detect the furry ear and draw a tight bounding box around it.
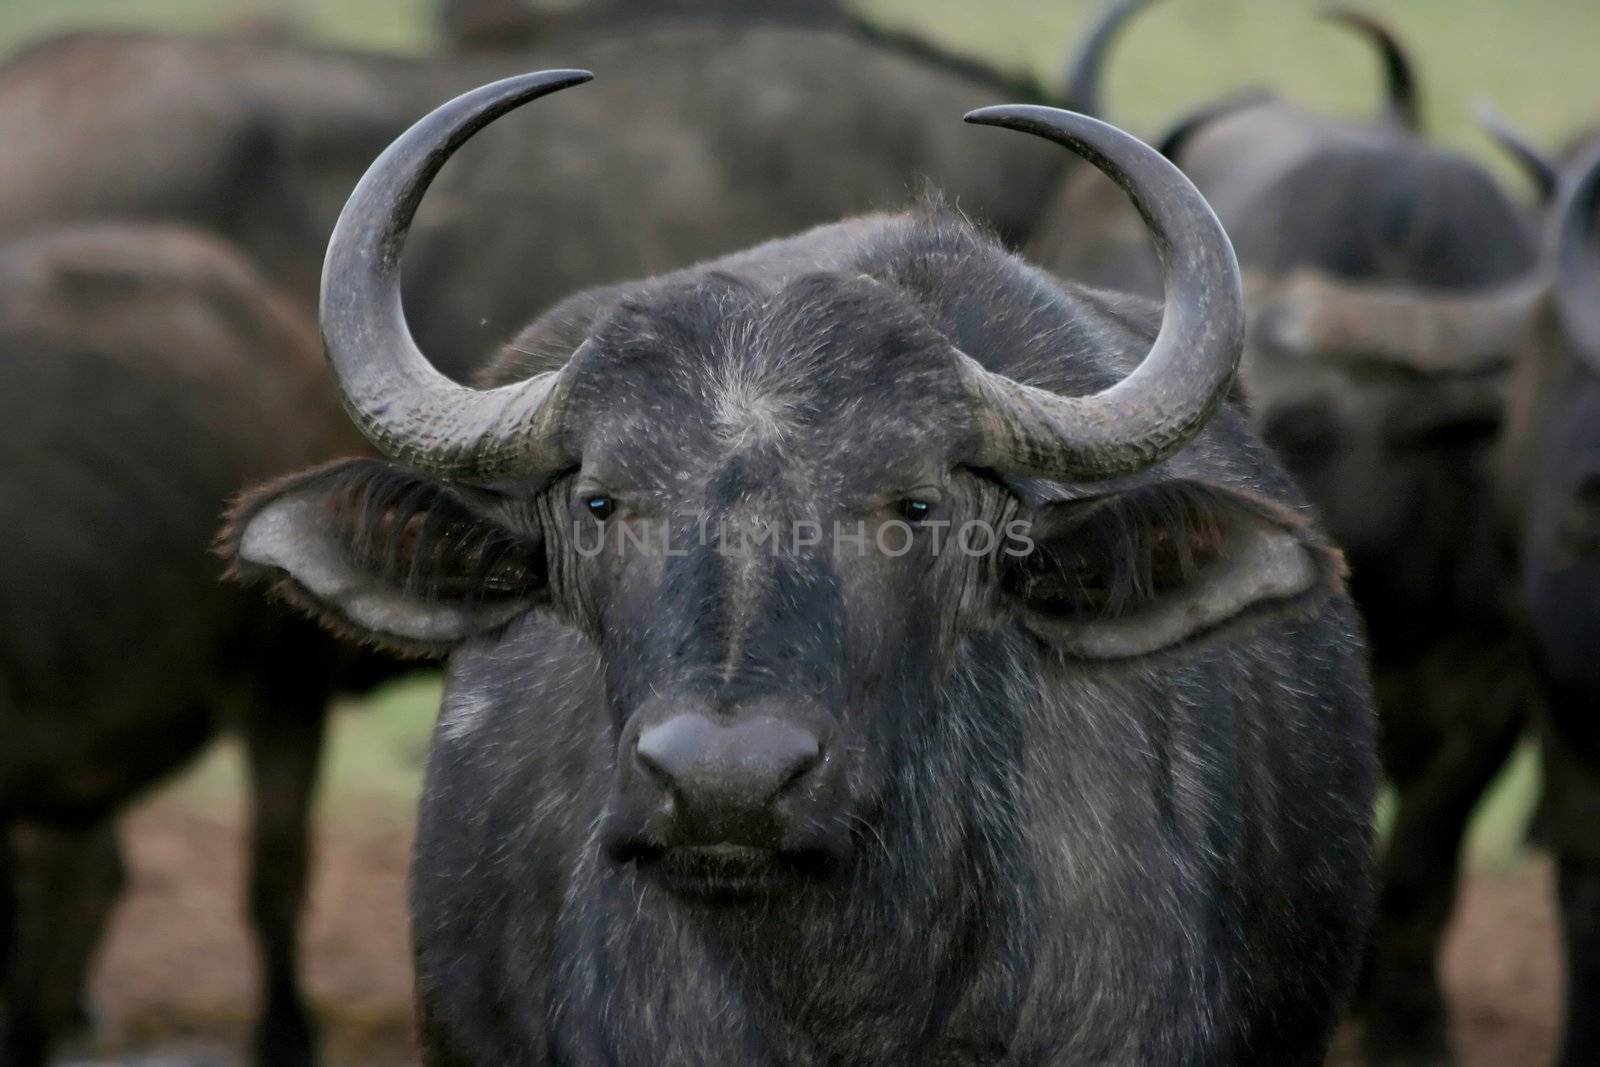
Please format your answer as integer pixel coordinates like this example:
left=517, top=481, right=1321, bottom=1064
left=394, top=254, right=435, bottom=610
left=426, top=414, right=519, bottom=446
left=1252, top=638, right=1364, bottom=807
left=1004, top=479, right=1345, bottom=658
left=222, top=459, right=546, bottom=656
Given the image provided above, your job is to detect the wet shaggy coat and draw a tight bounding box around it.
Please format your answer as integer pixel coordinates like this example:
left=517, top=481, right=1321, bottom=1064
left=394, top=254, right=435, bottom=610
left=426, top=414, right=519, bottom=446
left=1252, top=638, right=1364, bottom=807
left=295, top=212, right=1379, bottom=1065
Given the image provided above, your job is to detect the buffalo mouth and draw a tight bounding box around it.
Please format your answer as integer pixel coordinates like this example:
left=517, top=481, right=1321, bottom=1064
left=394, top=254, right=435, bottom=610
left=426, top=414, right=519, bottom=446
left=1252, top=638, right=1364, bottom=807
left=620, top=842, right=836, bottom=903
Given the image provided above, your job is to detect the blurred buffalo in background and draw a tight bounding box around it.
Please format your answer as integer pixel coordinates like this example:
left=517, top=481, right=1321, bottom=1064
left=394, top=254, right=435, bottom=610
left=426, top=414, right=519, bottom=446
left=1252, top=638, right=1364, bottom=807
left=1029, top=6, right=1547, bottom=1064
left=1474, top=112, right=1600, bottom=1067
left=0, top=225, right=397, bottom=1066
left=0, top=0, right=1146, bottom=384
left=1513, top=144, right=1600, bottom=1067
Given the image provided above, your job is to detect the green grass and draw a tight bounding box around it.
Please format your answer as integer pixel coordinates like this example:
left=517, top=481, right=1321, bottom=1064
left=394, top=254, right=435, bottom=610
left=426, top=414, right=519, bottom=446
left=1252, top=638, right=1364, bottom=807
left=0, top=0, right=435, bottom=55
left=11, top=0, right=1561, bottom=865
left=1464, top=743, right=1540, bottom=871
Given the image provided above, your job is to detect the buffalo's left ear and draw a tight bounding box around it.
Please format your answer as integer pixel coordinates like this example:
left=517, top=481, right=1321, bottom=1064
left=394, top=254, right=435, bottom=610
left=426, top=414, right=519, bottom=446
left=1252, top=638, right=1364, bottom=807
left=1003, top=479, right=1346, bottom=658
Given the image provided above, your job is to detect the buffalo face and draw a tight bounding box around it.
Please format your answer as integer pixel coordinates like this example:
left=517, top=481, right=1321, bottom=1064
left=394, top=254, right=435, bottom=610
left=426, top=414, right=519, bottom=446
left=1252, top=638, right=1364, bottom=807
left=224, top=72, right=1342, bottom=906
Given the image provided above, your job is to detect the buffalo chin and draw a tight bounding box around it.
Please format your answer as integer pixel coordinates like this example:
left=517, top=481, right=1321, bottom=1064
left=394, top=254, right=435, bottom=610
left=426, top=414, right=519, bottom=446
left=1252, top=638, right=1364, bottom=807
left=624, top=843, right=838, bottom=903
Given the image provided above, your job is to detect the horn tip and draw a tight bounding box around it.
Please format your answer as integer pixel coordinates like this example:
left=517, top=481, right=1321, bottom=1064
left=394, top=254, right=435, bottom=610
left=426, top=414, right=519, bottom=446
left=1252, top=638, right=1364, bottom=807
left=965, top=104, right=1085, bottom=129
left=965, top=105, right=1109, bottom=147
left=539, top=68, right=595, bottom=88
left=501, top=68, right=595, bottom=97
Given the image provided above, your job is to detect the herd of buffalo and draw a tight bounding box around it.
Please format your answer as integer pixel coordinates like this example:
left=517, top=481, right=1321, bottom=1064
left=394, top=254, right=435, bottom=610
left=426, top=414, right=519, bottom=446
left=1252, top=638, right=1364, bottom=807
left=0, top=0, right=1595, bottom=1064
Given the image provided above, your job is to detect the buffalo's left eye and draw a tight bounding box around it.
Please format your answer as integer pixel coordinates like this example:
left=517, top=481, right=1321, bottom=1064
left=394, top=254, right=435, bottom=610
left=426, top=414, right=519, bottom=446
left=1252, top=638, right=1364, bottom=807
left=898, top=499, right=934, bottom=523
left=586, top=496, right=615, bottom=520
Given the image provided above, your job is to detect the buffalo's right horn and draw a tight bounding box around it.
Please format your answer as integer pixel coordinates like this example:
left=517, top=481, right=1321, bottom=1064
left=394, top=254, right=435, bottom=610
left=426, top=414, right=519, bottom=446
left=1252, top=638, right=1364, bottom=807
left=320, top=69, right=592, bottom=481
left=1553, top=142, right=1600, bottom=370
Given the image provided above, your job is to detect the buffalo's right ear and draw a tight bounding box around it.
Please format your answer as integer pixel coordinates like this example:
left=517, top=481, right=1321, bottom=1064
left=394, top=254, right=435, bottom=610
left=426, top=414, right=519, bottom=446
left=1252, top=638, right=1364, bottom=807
left=222, top=459, right=547, bottom=656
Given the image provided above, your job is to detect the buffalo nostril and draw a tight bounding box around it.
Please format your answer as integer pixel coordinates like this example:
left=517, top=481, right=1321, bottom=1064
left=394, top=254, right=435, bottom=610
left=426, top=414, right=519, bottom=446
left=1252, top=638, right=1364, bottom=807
left=774, top=736, right=822, bottom=795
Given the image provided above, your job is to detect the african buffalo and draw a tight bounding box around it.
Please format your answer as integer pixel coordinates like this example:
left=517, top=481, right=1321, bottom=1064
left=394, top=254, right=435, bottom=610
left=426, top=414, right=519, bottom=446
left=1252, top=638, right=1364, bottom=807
left=1520, top=143, right=1600, bottom=1067
left=0, top=224, right=389, bottom=1066
left=0, top=7, right=1088, bottom=383
left=228, top=71, right=1377, bottom=1065
left=1478, top=126, right=1600, bottom=1067
left=1028, top=10, right=1545, bottom=1064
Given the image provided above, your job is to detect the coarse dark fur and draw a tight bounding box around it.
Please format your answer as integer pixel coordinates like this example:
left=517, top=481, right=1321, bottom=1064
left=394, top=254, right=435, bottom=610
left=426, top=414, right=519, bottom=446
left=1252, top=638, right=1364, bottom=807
left=0, top=224, right=393, bottom=1067
left=229, top=209, right=1377, bottom=1065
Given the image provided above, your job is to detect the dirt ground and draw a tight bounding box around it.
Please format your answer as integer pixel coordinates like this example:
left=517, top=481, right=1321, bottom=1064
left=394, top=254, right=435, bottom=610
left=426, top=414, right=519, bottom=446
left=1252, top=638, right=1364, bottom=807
left=61, top=789, right=1563, bottom=1067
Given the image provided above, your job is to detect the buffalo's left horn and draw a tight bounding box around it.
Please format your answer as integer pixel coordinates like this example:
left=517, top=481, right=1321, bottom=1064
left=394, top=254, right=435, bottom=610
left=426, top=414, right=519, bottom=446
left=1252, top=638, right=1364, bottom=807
left=963, top=106, right=1244, bottom=480
left=1553, top=141, right=1600, bottom=369
left=320, top=69, right=592, bottom=480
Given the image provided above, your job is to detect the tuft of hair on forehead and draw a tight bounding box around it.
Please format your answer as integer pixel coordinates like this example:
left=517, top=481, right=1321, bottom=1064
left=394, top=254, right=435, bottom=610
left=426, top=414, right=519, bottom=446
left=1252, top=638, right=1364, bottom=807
left=548, top=260, right=971, bottom=445
left=704, top=270, right=965, bottom=447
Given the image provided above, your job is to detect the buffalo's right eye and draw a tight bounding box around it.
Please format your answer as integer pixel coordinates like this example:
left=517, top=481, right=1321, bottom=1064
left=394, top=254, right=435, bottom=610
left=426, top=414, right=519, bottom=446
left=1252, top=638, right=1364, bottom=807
left=586, top=496, right=615, bottom=520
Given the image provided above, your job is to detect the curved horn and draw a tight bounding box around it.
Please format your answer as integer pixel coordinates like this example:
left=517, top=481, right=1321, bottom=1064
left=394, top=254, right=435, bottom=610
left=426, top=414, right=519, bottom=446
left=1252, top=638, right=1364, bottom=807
left=1552, top=142, right=1600, bottom=370
left=321, top=69, right=593, bottom=479
left=1318, top=7, right=1421, bottom=132
left=1060, top=0, right=1160, bottom=116
left=1154, top=87, right=1275, bottom=162
left=1476, top=101, right=1558, bottom=203
left=962, top=106, right=1244, bottom=480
